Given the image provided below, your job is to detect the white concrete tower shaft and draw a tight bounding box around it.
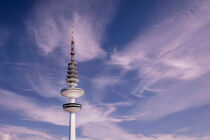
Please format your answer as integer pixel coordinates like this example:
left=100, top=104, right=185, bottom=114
left=70, top=113, right=76, bottom=140
left=70, top=98, right=76, bottom=140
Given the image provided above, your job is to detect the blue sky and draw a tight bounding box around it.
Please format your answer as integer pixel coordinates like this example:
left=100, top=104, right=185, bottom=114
left=1, top=0, right=210, bottom=139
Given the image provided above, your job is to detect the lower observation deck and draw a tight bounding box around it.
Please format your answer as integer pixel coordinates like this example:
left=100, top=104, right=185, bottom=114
left=63, top=103, right=82, bottom=113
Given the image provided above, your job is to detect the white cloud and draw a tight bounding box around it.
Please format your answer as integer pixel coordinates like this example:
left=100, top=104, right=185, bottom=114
left=24, top=64, right=64, bottom=98
left=0, top=88, right=68, bottom=126
left=1, top=125, right=209, bottom=140
left=138, top=134, right=210, bottom=140
left=0, top=125, right=56, bottom=140
left=80, top=121, right=210, bottom=140
left=80, top=122, right=141, bottom=140
left=0, top=133, right=10, bottom=140
left=91, top=75, right=120, bottom=90
left=27, top=0, right=116, bottom=62
left=134, top=73, right=210, bottom=120
left=109, top=0, right=210, bottom=119
left=0, top=27, right=9, bottom=47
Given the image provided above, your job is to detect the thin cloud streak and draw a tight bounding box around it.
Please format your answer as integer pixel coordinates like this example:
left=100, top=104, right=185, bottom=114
left=0, top=27, right=9, bottom=47
left=91, top=75, right=120, bottom=90
left=0, top=125, right=58, bottom=140
left=24, top=64, right=64, bottom=98
left=0, top=88, right=68, bottom=126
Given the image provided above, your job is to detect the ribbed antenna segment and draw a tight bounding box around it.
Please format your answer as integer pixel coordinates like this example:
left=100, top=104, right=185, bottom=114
left=66, top=27, right=79, bottom=88
left=71, top=27, right=75, bottom=62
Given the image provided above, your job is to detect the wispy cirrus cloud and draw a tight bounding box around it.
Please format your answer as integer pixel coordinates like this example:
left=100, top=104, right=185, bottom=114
left=0, top=88, right=68, bottom=126
left=24, top=63, right=64, bottom=98
left=0, top=27, right=9, bottom=47
left=80, top=121, right=210, bottom=140
left=138, top=134, right=210, bottom=140
left=110, top=0, right=210, bottom=82
left=0, top=125, right=59, bottom=140
left=27, top=0, right=117, bottom=62
left=2, top=125, right=208, bottom=140
left=80, top=122, right=141, bottom=140
left=109, top=0, right=210, bottom=120
left=91, top=75, right=120, bottom=90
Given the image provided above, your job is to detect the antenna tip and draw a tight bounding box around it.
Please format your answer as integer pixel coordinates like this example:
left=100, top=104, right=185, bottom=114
left=72, top=26, right=74, bottom=41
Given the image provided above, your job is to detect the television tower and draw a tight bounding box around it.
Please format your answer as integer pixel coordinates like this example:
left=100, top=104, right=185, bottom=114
left=60, top=28, right=85, bottom=140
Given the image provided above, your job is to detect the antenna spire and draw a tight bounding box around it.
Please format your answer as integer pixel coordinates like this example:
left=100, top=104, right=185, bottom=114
left=71, top=26, right=75, bottom=62
left=72, top=26, right=74, bottom=41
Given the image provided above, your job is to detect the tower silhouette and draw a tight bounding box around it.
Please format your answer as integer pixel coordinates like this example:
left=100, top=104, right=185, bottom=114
left=60, top=28, right=85, bottom=140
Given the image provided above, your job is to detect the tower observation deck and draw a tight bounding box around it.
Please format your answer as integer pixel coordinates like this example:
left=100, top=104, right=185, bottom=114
left=60, top=29, right=85, bottom=140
